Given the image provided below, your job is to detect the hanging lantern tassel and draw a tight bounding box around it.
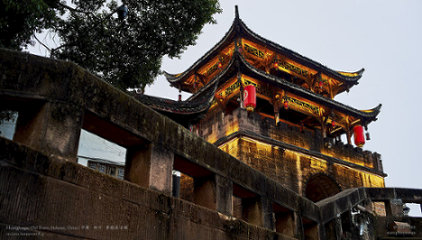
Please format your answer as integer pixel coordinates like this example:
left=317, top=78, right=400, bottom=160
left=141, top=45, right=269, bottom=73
left=243, top=85, right=256, bottom=112
left=353, top=125, right=365, bottom=147
left=366, top=132, right=370, bottom=141
left=275, top=114, right=279, bottom=126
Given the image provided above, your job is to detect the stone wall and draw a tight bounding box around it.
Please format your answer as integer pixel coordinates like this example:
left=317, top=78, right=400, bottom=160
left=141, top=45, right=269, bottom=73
left=198, top=107, right=385, bottom=198
left=0, top=138, right=293, bottom=240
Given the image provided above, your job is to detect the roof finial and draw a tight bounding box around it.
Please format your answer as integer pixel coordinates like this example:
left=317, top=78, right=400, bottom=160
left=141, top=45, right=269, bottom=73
left=235, top=5, right=239, bottom=19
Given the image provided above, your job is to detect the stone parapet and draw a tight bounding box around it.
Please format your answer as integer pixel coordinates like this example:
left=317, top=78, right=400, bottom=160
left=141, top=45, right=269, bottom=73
left=200, top=107, right=382, bottom=172
left=199, top=107, right=385, bottom=195
left=0, top=49, right=420, bottom=240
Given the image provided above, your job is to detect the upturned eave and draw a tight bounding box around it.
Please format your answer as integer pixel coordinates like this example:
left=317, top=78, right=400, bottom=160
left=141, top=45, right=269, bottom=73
left=165, top=6, right=364, bottom=93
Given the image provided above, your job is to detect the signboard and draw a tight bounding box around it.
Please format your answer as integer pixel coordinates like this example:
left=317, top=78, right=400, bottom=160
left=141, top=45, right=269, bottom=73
left=243, top=43, right=265, bottom=59
left=216, top=76, right=261, bottom=100
left=284, top=95, right=320, bottom=116
left=214, top=74, right=322, bottom=118
left=274, top=59, right=310, bottom=79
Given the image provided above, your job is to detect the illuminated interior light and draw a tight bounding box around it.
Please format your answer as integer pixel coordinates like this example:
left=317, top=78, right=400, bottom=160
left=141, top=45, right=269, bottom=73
left=225, top=124, right=239, bottom=137
left=240, top=137, right=274, bottom=149
left=218, top=137, right=240, bottom=148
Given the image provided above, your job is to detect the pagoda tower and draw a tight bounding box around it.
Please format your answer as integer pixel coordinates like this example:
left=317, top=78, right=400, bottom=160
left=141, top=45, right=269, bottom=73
left=135, top=7, right=385, bottom=203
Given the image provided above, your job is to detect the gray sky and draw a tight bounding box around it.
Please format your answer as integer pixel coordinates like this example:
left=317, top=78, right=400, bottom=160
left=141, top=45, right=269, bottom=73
left=146, top=0, right=422, bottom=190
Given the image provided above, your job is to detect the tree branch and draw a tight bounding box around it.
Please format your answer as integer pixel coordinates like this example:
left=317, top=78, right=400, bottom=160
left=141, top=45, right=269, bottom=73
left=57, top=2, right=100, bottom=20
left=58, top=2, right=90, bottom=15
left=34, top=35, right=51, bottom=53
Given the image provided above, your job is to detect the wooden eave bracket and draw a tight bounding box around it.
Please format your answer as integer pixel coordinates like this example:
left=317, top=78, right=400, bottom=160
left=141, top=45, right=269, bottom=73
left=195, top=73, right=207, bottom=86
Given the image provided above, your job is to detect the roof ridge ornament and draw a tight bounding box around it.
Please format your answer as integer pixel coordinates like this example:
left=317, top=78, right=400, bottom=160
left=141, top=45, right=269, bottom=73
left=235, top=5, right=239, bottom=19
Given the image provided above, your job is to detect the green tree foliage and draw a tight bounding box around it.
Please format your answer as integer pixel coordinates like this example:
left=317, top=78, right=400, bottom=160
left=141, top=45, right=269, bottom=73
left=0, top=0, right=58, bottom=50
left=1, top=0, right=221, bottom=90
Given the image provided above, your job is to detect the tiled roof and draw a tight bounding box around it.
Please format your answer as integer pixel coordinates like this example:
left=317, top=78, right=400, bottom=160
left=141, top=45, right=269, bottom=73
left=188, top=49, right=380, bottom=123
left=130, top=83, right=218, bottom=126
left=165, top=7, right=363, bottom=88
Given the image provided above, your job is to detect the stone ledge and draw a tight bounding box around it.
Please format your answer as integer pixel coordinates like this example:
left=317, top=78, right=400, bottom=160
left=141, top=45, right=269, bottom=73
left=0, top=137, right=295, bottom=240
left=214, top=129, right=386, bottom=177
left=0, top=49, right=316, bottom=218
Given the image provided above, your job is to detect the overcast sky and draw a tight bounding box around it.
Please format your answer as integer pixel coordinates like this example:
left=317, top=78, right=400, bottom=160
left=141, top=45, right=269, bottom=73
left=145, top=0, right=422, bottom=191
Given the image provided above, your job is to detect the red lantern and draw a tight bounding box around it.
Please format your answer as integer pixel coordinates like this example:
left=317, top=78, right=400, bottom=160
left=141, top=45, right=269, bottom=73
left=319, top=81, right=323, bottom=88
left=283, top=100, right=288, bottom=110
left=218, top=62, right=223, bottom=69
left=331, top=121, right=336, bottom=127
left=273, top=62, right=279, bottom=69
left=243, top=85, right=256, bottom=112
left=353, top=125, right=365, bottom=147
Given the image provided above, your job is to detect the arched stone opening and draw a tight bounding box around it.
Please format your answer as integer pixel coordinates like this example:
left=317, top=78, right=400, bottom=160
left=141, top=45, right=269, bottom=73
left=305, top=174, right=341, bottom=202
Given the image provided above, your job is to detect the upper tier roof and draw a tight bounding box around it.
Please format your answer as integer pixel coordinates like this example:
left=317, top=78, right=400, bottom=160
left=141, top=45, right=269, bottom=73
left=165, top=6, right=364, bottom=94
left=188, top=50, right=381, bottom=123
left=137, top=49, right=379, bottom=132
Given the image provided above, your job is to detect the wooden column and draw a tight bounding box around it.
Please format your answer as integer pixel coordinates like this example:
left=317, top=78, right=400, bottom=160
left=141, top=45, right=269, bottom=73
left=345, top=117, right=352, bottom=145
left=273, top=94, right=281, bottom=126
left=321, top=122, right=327, bottom=139
left=237, top=71, right=243, bottom=109
left=319, top=116, right=328, bottom=140
left=346, top=129, right=352, bottom=145
left=304, top=73, right=314, bottom=92
left=328, top=80, right=334, bottom=99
